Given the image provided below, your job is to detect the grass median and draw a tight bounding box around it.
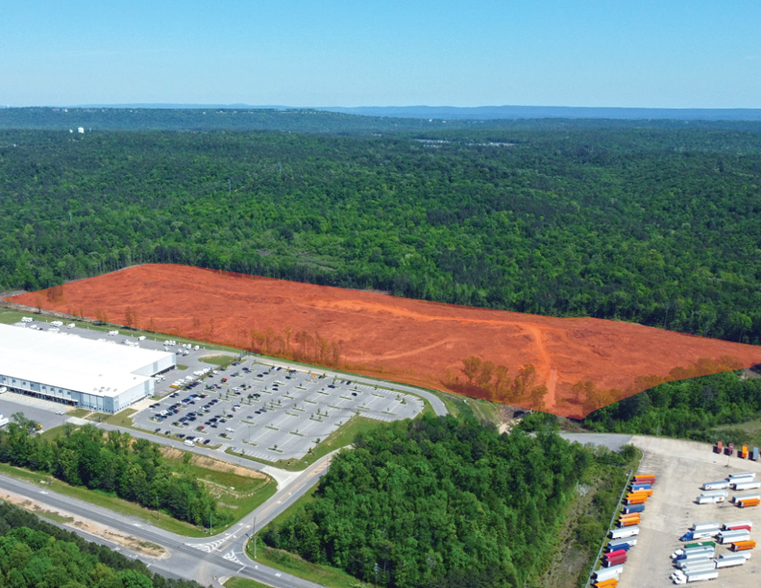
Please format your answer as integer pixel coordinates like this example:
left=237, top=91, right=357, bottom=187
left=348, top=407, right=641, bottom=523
left=223, top=579, right=272, bottom=588
left=246, top=539, right=363, bottom=588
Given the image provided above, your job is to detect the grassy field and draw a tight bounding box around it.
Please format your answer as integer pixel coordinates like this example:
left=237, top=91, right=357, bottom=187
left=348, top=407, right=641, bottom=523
left=67, top=408, right=91, bottom=418
left=228, top=415, right=383, bottom=471
left=710, top=419, right=761, bottom=448
left=38, top=426, right=69, bottom=442
left=85, top=408, right=138, bottom=427
left=200, top=354, right=237, bottom=368
left=224, top=578, right=273, bottom=588
left=246, top=540, right=367, bottom=588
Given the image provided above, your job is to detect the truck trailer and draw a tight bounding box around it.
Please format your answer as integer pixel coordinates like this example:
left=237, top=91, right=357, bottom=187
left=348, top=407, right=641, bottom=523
left=674, top=563, right=716, bottom=577
left=675, top=555, right=715, bottom=569
left=715, top=555, right=747, bottom=569
left=672, top=570, right=719, bottom=584
left=702, top=481, right=730, bottom=491
left=675, top=552, right=715, bottom=566
left=727, top=472, right=755, bottom=481
left=674, top=547, right=715, bottom=560
left=593, top=565, right=623, bottom=582
left=737, top=497, right=761, bottom=508
left=718, top=531, right=750, bottom=544
left=730, top=540, right=756, bottom=551
left=733, top=480, right=761, bottom=491
left=609, top=526, right=639, bottom=540
left=623, top=504, right=645, bottom=514
left=723, top=520, right=752, bottom=530
left=605, top=549, right=628, bottom=560
left=684, top=541, right=716, bottom=550
left=696, top=494, right=726, bottom=505
left=607, top=538, right=636, bottom=551
left=690, top=521, right=721, bottom=531
left=681, top=529, right=720, bottom=541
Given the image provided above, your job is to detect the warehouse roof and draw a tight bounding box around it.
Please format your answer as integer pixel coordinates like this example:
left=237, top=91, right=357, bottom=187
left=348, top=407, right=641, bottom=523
left=0, top=323, right=173, bottom=398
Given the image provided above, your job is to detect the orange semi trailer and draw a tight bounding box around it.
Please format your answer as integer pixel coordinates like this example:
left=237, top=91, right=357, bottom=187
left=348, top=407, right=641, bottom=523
left=737, top=497, right=761, bottom=508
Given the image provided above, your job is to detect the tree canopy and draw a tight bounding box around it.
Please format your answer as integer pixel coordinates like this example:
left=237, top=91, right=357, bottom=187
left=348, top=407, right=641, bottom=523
left=263, top=414, right=596, bottom=588
left=0, top=419, right=224, bottom=528
left=3, top=124, right=761, bottom=344
left=0, top=502, right=202, bottom=588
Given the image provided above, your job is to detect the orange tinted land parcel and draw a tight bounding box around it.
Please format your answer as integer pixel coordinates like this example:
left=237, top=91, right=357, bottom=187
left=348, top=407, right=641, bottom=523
left=7, top=264, right=761, bottom=418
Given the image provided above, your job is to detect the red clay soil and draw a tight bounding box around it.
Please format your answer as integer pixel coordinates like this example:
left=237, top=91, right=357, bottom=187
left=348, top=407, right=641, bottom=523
left=8, top=264, right=761, bottom=419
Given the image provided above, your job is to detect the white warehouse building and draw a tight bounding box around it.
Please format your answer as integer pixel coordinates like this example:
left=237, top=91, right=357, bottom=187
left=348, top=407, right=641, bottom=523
left=0, top=324, right=175, bottom=413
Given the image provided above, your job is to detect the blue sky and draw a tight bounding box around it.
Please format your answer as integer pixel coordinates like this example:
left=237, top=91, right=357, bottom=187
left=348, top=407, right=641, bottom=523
left=1, top=0, right=759, bottom=108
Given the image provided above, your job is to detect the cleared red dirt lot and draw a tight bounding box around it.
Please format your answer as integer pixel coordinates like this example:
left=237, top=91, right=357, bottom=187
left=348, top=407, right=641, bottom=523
left=8, top=264, right=761, bottom=418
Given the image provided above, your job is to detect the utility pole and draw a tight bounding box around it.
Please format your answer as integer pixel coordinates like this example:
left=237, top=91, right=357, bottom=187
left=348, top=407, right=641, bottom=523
left=210, top=511, right=213, bottom=535
left=253, top=515, right=257, bottom=559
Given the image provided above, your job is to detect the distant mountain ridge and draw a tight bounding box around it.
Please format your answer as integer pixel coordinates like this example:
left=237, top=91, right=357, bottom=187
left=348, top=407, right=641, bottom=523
left=320, top=105, right=761, bottom=121
left=6, top=103, right=760, bottom=121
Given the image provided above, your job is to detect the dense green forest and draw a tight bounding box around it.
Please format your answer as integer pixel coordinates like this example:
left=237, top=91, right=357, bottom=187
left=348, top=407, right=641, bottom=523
left=584, top=369, right=761, bottom=443
left=0, top=502, right=202, bottom=588
left=0, top=416, right=224, bottom=528
left=261, top=414, right=601, bottom=588
left=3, top=121, right=761, bottom=343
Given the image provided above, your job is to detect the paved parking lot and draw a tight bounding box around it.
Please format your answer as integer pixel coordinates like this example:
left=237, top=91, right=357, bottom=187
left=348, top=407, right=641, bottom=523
left=0, top=395, right=70, bottom=431
left=6, top=319, right=425, bottom=460
left=132, top=359, right=424, bottom=461
left=618, top=436, right=761, bottom=588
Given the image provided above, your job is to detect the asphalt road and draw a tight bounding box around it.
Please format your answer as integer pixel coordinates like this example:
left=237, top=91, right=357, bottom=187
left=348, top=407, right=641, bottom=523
left=559, top=432, right=634, bottom=452
left=0, top=452, right=334, bottom=588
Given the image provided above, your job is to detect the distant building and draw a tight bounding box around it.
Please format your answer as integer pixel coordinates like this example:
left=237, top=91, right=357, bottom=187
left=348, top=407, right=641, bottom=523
left=77, top=127, right=84, bottom=134
left=0, top=324, right=175, bottom=413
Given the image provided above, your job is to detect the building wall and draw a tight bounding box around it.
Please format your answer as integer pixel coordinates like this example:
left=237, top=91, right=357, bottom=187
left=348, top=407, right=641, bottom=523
left=0, top=372, right=152, bottom=414
left=133, top=353, right=176, bottom=377
left=1, top=373, right=75, bottom=405
left=112, top=379, right=154, bottom=412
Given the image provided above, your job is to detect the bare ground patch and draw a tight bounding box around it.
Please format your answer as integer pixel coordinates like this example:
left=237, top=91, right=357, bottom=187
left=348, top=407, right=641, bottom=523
left=160, top=447, right=267, bottom=480
left=0, top=489, right=167, bottom=558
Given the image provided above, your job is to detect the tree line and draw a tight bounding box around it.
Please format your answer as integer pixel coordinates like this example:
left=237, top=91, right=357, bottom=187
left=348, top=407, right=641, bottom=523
left=444, top=357, right=549, bottom=410
left=262, top=414, right=600, bottom=588
left=584, top=367, right=761, bottom=442
left=0, top=502, right=203, bottom=588
left=3, top=126, right=761, bottom=344
left=0, top=416, right=225, bottom=528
